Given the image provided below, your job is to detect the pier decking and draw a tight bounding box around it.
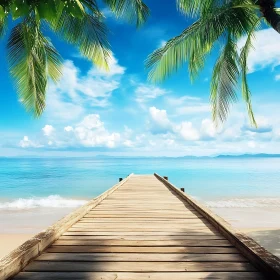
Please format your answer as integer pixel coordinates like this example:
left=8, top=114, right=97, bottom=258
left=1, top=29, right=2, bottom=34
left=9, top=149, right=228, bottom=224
left=1, top=174, right=280, bottom=279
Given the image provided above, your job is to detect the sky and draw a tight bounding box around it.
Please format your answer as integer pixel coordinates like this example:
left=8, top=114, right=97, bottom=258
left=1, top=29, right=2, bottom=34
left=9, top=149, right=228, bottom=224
left=1, top=1, right=280, bottom=157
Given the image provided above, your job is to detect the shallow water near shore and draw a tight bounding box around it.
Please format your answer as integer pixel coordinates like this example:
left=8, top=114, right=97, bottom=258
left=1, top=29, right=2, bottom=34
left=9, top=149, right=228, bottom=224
left=0, top=157, right=280, bottom=258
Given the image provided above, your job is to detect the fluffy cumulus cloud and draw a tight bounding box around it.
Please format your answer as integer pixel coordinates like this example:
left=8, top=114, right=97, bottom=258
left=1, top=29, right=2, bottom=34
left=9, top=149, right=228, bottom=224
left=148, top=106, right=200, bottom=141
left=19, top=136, right=41, bottom=148
left=200, top=119, right=217, bottom=139
left=73, top=114, right=121, bottom=148
left=175, top=122, right=200, bottom=141
left=238, top=28, right=280, bottom=73
left=42, top=125, right=55, bottom=136
left=148, top=107, right=173, bottom=134
left=46, top=55, right=125, bottom=121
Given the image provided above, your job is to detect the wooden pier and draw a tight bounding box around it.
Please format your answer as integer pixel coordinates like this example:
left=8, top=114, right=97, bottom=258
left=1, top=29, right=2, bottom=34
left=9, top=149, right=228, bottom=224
left=1, top=174, right=280, bottom=279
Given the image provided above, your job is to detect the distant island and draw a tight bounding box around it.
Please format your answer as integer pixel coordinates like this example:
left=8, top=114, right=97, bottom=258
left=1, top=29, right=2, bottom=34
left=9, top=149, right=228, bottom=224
left=1, top=153, right=280, bottom=159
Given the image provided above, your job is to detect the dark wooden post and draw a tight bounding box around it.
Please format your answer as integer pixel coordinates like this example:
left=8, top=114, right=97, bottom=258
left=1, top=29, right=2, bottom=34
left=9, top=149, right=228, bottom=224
left=119, top=178, right=123, bottom=182
left=180, top=188, right=185, bottom=192
left=163, top=176, right=168, bottom=180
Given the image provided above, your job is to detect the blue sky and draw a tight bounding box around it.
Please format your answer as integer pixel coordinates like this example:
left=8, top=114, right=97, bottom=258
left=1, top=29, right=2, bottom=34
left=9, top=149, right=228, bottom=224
left=1, top=1, right=280, bottom=157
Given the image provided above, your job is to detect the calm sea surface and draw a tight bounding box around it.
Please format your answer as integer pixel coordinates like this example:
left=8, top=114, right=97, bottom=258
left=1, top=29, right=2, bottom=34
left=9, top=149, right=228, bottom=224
left=0, top=157, right=280, bottom=209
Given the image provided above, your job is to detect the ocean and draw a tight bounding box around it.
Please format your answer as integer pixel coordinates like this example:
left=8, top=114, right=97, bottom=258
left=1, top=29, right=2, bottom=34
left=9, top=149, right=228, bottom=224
left=1, top=157, right=280, bottom=208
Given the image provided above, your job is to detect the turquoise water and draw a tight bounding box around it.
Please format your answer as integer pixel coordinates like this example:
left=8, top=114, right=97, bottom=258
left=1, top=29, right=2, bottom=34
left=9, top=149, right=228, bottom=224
left=1, top=157, right=280, bottom=207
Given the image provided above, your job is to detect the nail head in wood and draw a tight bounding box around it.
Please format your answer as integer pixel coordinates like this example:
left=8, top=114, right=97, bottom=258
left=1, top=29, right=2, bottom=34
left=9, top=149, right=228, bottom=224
left=119, top=178, right=123, bottom=182
left=180, top=187, right=185, bottom=192
left=163, top=176, right=168, bottom=180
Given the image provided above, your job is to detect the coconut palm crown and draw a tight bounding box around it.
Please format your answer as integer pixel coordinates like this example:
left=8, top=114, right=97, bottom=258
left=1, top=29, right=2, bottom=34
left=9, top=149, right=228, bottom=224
left=146, top=0, right=280, bottom=126
left=0, top=0, right=149, bottom=116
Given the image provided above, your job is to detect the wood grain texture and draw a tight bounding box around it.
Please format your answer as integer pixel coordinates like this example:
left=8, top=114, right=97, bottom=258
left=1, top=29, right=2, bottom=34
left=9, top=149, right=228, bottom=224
left=14, top=271, right=266, bottom=280
left=12, top=174, right=272, bottom=280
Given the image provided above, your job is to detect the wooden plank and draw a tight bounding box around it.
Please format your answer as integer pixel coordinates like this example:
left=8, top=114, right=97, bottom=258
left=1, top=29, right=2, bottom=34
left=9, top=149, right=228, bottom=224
left=24, top=261, right=257, bottom=272
left=66, top=227, right=216, bottom=232
left=13, top=271, right=266, bottom=280
left=36, top=252, right=246, bottom=262
left=71, top=222, right=212, bottom=228
left=46, top=246, right=239, bottom=253
left=53, top=239, right=232, bottom=247
left=62, top=231, right=220, bottom=236
left=81, top=217, right=202, bottom=221
left=59, top=235, right=226, bottom=240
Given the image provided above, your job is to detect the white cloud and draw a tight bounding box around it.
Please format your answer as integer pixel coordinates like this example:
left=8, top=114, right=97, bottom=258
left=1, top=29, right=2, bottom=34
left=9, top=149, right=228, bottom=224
left=19, top=136, right=41, bottom=148
left=46, top=55, right=125, bottom=122
left=165, top=95, right=210, bottom=116
left=148, top=106, right=200, bottom=141
left=238, top=28, right=280, bottom=73
left=242, top=116, right=272, bottom=133
left=73, top=114, right=121, bottom=148
left=149, top=107, right=173, bottom=133
left=64, top=126, right=73, bottom=132
left=200, top=119, right=217, bottom=139
left=123, top=140, right=134, bottom=147
left=166, top=96, right=201, bottom=106
left=176, top=104, right=211, bottom=115
left=175, top=122, right=200, bottom=141
left=135, top=85, right=169, bottom=104
left=42, top=125, right=54, bottom=136
left=248, top=141, right=256, bottom=149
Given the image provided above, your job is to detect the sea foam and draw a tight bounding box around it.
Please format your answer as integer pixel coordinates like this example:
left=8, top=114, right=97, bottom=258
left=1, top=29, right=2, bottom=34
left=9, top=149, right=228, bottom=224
left=206, top=197, right=280, bottom=208
left=0, top=195, right=88, bottom=210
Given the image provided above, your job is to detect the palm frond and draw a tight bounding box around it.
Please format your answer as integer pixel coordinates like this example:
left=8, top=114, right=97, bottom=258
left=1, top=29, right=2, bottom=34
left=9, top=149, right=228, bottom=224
left=177, top=0, right=258, bottom=17
left=210, top=34, right=239, bottom=124
left=177, top=0, right=219, bottom=17
left=44, top=38, right=63, bottom=83
left=103, top=0, right=149, bottom=27
left=50, top=12, right=111, bottom=70
left=7, top=19, right=63, bottom=117
left=146, top=3, right=258, bottom=83
left=0, top=17, right=7, bottom=38
left=239, top=20, right=261, bottom=127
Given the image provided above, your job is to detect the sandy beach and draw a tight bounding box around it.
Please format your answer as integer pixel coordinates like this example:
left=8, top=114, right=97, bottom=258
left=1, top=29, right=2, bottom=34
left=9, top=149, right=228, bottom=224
left=0, top=207, right=77, bottom=259
left=0, top=234, right=34, bottom=259
left=211, top=207, right=280, bottom=257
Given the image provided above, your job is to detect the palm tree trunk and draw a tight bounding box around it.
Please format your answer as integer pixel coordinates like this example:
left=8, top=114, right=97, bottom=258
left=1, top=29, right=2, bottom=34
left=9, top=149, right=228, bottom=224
left=258, top=0, right=280, bottom=33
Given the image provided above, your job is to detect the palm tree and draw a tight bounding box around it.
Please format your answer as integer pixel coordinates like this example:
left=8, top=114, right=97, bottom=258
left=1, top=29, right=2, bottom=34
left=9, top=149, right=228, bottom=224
left=146, top=0, right=280, bottom=126
left=0, top=0, right=149, bottom=116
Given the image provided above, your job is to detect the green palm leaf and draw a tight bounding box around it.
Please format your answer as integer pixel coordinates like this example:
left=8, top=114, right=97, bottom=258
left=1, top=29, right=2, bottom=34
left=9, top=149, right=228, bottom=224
left=50, top=12, right=111, bottom=70
left=210, top=34, right=239, bottom=123
left=0, top=17, right=7, bottom=38
left=239, top=19, right=261, bottom=127
left=8, top=19, right=62, bottom=117
left=103, top=0, right=149, bottom=27
left=147, top=4, right=258, bottom=83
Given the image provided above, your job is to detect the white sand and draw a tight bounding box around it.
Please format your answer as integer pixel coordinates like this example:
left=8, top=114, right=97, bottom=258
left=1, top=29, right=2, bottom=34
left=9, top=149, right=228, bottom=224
left=0, top=234, right=34, bottom=259
left=0, top=207, right=75, bottom=259
left=211, top=207, right=280, bottom=257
